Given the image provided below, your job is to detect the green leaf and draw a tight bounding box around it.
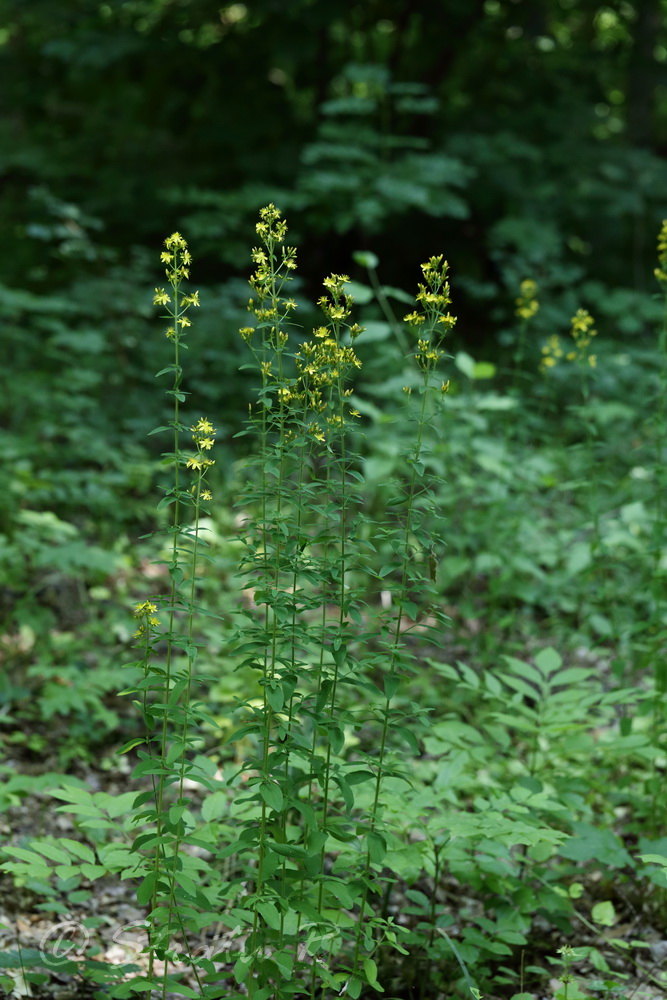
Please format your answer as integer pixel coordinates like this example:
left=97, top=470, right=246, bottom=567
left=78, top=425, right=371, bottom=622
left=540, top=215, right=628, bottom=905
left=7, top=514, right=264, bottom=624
left=534, top=646, right=562, bottom=675
left=591, top=901, right=616, bottom=926
left=168, top=677, right=189, bottom=708
left=4, top=847, right=44, bottom=864
left=363, top=957, right=383, bottom=991
left=202, top=791, right=228, bottom=822
left=31, top=842, right=71, bottom=864
left=352, top=250, right=379, bottom=269
left=268, top=842, right=307, bottom=859
left=347, top=977, right=363, bottom=999
left=168, top=805, right=186, bottom=826
left=367, top=831, right=387, bottom=865
left=384, top=675, right=400, bottom=700
left=173, top=870, right=198, bottom=897
left=101, top=791, right=140, bottom=819
left=117, top=738, right=146, bottom=755
left=59, top=840, right=95, bottom=864
left=260, top=782, right=284, bottom=812
left=344, top=280, right=374, bottom=305
left=54, top=864, right=81, bottom=880
left=472, top=361, right=495, bottom=379
left=79, top=864, right=107, bottom=880
left=345, top=769, right=375, bottom=785
left=256, top=900, right=281, bottom=930
left=455, top=351, right=475, bottom=379
left=382, top=285, right=414, bottom=305
left=266, top=682, right=284, bottom=712
left=325, top=879, right=355, bottom=908
left=49, top=784, right=97, bottom=806
left=640, top=853, right=667, bottom=867
left=161, top=979, right=201, bottom=999
left=136, top=872, right=157, bottom=905
left=233, top=955, right=252, bottom=984
left=395, top=725, right=420, bottom=754
left=560, top=823, right=632, bottom=868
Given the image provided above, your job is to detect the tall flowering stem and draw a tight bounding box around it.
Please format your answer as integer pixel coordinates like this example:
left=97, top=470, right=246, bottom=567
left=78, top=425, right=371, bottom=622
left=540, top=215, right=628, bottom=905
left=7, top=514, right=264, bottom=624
left=653, top=220, right=667, bottom=592
left=512, top=278, right=539, bottom=395
left=236, top=205, right=301, bottom=989
left=135, top=233, right=204, bottom=995
left=648, top=220, right=667, bottom=831
left=352, top=256, right=455, bottom=977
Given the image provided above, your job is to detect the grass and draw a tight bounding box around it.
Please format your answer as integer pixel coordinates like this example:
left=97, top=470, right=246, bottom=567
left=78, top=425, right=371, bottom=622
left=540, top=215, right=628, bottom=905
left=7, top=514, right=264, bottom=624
left=0, top=207, right=666, bottom=1000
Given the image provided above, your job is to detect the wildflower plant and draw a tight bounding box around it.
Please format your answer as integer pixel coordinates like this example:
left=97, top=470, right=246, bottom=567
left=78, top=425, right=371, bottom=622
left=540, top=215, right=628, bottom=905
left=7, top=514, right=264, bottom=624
left=651, top=222, right=667, bottom=593
left=213, top=217, right=454, bottom=999
left=512, top=278, right=539, bottom=391
left=122, top=232, right=221, bottom=999
left=541, top=307, right=602, bottom=572
left=646, top=219, right=667, bottom=829
left=539, top=308, right=597, bottom=375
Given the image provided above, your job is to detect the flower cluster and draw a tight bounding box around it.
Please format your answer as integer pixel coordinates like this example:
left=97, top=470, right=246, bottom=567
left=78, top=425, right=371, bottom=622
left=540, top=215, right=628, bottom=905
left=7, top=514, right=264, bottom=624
left=539, top=334, right=564, bottom=371
left=405, top=256, right=457, bottom=329
left=290, top=277, right=364, bottom=437
left=133, top=600, right=160, bottom=640
left=404, top=256, right=456, bottom=374
left=153, top=232, right=200, bottom=340
left=298, top=281, right=362, bottom=381
left=515, top=279, right=539, bottom=320
left=654, top=219, right=667, bottom=286
left=569, top=308, right=597, bottom=364
left=186, top=418, right=216, bottom=497
left=242, top=204, right=298, bottom=347
left=255, top=203, right=290, bottom=247
left=540, top=309, right=597, bottom=372
left=415, top=337, right=443, bottom=369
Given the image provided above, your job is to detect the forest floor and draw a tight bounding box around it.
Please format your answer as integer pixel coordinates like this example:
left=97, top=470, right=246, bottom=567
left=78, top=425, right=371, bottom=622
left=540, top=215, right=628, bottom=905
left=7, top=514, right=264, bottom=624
left=1, top=740, right=666, bottom=1000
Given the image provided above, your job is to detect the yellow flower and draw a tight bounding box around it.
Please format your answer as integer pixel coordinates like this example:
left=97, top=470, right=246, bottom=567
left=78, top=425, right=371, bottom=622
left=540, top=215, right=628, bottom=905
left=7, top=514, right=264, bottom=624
left=568, top=308, right=597, bottom=362
left=656, top=220, right=667, bottom=287
left=515, top=278, right=539, bottom=320
left=178, top=316, right=191, bottom=328
left=165, top=232, right=187, bottom=250
left=153, top=288, right=171, bottom=306
left=201, top=489, right=213, bottom=501
left=403, top=311, right=426, bottom=326
left=539, top=334, right=563, bottom=372
left=186, top=456, right=203, bottom=470
left=134, top=601, right=158, bottom=617
left=199, top=437, right=215, bottom=450
left=191, top=418, right=216, bottom=435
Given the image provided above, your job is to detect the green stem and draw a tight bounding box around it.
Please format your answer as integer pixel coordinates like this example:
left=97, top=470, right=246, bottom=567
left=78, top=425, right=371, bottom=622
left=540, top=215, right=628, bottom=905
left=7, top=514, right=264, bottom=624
left=352, top=376, right=429, bottom=975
